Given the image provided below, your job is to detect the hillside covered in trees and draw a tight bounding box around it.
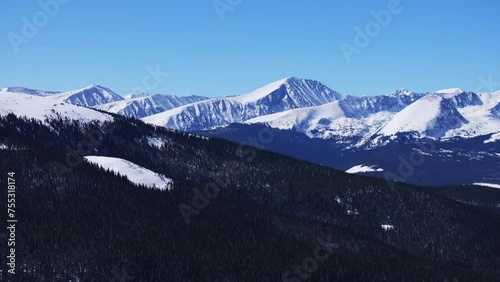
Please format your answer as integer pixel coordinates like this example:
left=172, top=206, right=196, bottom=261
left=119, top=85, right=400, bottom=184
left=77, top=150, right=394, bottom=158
left=0, top=114, right=499, bottom=281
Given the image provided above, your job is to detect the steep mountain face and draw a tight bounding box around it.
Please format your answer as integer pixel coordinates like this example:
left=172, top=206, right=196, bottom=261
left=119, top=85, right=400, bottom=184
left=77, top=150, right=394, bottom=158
left=51, top=84, right=124, bottom=107
left=492, top=102, right=500, bottom=119
left=123, top=92, right=151, bottom=99
left=0, top=87, right=61, bottom=96
left=435, top=89, right=484, bottom=108
left=142, top=77, right=344, bottom=131
left=339, top=90, right=425, bottom=118
left=96, top=94, right=209, bottom=118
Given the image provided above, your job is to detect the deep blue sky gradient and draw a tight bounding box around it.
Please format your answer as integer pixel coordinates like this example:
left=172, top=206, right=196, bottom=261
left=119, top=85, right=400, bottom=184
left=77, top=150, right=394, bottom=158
left=1, top=0, right=499, bottom=97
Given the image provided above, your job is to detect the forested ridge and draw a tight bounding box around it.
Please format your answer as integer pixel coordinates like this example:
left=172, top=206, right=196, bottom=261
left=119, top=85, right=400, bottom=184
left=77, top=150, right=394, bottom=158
left=0, top=114, right=499, bottom=281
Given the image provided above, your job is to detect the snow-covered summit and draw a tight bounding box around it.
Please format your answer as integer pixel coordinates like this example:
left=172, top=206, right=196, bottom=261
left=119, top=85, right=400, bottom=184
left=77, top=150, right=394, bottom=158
left=143, top=77, right=344, bottom=131
left=0, top=91, right=113, bottom=123
left=436, top=88, right=465, bottom=95
left=51, top=84, right=124, bottom=107
left=226, top=77, right=289, bottom=103
left=390, top=88, right=414, bottom=96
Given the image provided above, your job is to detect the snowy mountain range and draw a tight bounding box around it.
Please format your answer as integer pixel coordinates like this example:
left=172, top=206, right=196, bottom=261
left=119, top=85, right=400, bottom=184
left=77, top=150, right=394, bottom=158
left=0, top=87, right=61, bottom=97
left=96, top=94, right=208, bottom=118
left=239, top=82, right=498, bottom=149
left=2, top=78, right=499, bottom=147
left=142, top=77, right=345, bottom=131
left=0, top=89, right=113, bottom=123
left=0, top=85, right=209, bottom=118
left=1, top=77, right=499, bottom=186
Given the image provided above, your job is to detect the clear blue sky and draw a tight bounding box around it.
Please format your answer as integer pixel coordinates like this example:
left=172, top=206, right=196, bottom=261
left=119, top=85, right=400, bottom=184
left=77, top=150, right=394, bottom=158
left=1, top=0, right=499, bottom=97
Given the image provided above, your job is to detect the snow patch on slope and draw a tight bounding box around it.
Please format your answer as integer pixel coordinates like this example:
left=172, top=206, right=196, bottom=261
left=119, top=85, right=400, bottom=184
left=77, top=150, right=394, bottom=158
left=346, top=165, right=383, bottom=174
left=473, top=183, right=500, bottom=189
left=381, top=225, right=394, bottom=231
left=484, top=132, right=500, bottom=143
left=84, top=156, right=173, bottom=190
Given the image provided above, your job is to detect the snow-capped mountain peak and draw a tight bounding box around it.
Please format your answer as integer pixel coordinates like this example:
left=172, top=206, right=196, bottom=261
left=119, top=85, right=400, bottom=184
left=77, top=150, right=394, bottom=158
left=0, top=91, right=112, bottom=123
left=390, top=88, right=413, bottom=96
left=227, top=77, right=343, bottom=104
left=51, top=84, right=124, bottom=107
left=142, top=77, right=344, bottom=131
left=436, top=88, right=465, bottom=95
left=226, top=77, right=290, bottom=103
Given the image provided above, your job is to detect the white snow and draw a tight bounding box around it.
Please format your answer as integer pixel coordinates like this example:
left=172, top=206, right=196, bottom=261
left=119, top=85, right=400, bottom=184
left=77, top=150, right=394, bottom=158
left=123, top=93, right=150, bottom=99
left=97, top=98, right=145, bottom=113
left=445, top=93, right=500, bottom=139
left=390, top=88, right=414, bottom=96
left=50, top=84, right=123, bottom=107
left=347, top=209, right=360, bottom=215
left=247, top=101, right=346, bottom=130
left=436, top=88, right=464, bottom=95
left=0, top=91, right=113, bottom=123
left=84, top=156, right=173, bottom=190
left=240, top=84, right=499, bottom=146
left=246, top=101, right=394, bottom=139
left=473, top=183, right=500, bottom=189
left=147, top=137, right=165, bottom=148
left=381, top=225, right=394, bottom=231
left=378, top=95, right=443, bottom=136
left=227, top=78, right=289, bottom=103
left=346, top=165, right=383, bottom=174
left=484, top=132, right=500, bottom=143
left=142, top=77, right=342, bottom=131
